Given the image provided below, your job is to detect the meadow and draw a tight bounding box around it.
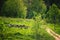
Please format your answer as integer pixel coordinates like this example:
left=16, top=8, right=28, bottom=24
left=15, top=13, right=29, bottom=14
left=0, top=17, right=59, bottom=40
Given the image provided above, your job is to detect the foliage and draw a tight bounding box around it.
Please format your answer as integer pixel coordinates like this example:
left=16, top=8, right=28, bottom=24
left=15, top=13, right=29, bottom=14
left=26, top=0, right=47, bottom=18
left=46, top=4, right=60, bottom=23
left=1, top=0, right=27, bottom=18
left=0, top=17, right=55, bottom=40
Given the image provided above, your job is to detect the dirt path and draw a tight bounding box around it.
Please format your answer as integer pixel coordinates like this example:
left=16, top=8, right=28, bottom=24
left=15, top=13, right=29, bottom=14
left=46, top=27, right=60, bottom=40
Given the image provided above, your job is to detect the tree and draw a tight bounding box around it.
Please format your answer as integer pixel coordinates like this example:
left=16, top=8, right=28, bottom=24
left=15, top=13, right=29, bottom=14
left=1, top=0, right=27, bottom=18
left=17, top=0, right=27, bottom=18
left=26, top=0, right=47, bottom=19
left=46, top=4, right=60, bottom=23
left=0, top=0, right=7, bottom=16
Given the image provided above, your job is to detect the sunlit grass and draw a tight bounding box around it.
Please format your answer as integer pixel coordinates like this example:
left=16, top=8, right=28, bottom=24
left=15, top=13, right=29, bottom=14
left=0, top=17, right=59, bottom=40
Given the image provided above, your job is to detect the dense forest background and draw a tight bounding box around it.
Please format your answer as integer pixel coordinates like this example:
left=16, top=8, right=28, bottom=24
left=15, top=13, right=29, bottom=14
left=0, top=0, right=60, bottom=40
left=0, top=0, right=60, bottom=23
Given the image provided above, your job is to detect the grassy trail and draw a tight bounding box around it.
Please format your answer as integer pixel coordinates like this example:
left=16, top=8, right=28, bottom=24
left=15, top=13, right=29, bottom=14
left=46, top=27, right=60, bottom=40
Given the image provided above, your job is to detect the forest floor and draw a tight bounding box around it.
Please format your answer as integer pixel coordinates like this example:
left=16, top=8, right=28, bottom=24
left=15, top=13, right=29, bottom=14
left=46, top=27, right=60, bottom=40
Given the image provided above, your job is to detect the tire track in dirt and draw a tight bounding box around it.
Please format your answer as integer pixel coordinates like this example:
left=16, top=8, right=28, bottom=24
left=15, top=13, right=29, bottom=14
left=46, top=27, right=60, bottom=40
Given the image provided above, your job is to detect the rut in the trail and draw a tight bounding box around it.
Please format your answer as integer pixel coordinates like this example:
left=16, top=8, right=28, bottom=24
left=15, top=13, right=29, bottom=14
left=46, top=27, right=60, bottom=40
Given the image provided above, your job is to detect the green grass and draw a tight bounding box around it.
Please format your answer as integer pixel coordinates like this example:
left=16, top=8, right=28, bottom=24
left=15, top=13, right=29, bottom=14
left=0, top=17, right=59, bottom=40
left=46, top=23, right=60, bottom=35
